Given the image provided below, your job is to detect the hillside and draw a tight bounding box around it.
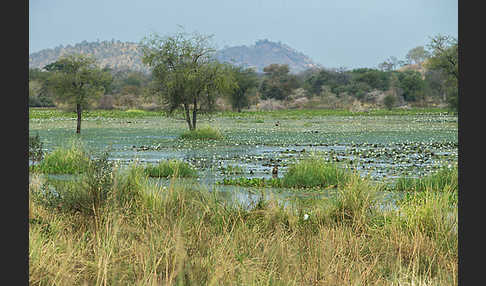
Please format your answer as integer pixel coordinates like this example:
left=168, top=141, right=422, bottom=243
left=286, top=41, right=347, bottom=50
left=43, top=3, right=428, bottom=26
left=29, top=39, right=321, bottom=74
left=214, top=39, right=321, bottom=73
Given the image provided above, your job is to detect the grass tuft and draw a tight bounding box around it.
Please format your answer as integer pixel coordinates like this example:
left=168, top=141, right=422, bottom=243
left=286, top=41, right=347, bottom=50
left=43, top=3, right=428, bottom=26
left=179, top=126, right=223, bottom=140
left=393, top=165, right=458, bottom=193
left=30, top=140, right=91, bottom=174
left=144, top=159, right=198, bottom=178
left=282, top=156, right=352, bottom=188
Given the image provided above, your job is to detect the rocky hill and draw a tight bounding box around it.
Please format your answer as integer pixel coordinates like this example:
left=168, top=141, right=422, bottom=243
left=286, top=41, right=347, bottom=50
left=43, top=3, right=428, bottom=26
left=29, top=39, right=321, bottom=74
left=214, top=39, right=321, bottom=73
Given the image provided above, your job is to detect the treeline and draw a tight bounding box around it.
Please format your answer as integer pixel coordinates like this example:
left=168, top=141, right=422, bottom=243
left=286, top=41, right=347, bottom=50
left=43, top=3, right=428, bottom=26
left=29, top=34, right=457, bottom=112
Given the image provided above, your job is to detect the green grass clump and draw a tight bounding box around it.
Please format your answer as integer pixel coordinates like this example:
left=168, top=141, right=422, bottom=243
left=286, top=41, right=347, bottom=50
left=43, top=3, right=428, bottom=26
left=393, top=165, right=458, bottom=193
left=144, top=159, right=198, bottom=178
left=282, top=156, right=352, bottom=188
left=179, top=126, right=223, bottom=140
left=30, top=142, right=91, bottom=174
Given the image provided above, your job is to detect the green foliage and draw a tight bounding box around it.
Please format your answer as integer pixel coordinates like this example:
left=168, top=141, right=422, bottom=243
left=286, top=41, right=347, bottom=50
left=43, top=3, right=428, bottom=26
left=144, top=159, right=198, bottom=178
left=282, top=156, right=352, bottom=188
left=44, top=54, right=113, bottom=133
left=259, top=64, right=299, bottom=100
left=397, top=70, right=425, bottom=102
left=349, top=68, right=391, bottom=91
left=179, top=126, right=223, bottom=140
left=228, top=66, right=259, bottom=112
left=141, top=30, right=236, bottom=130
left=383, top=94, right=397, bottom=110
left=31, top=141, right=91, bottom=174
left=424, top=35, right=458, bottom=112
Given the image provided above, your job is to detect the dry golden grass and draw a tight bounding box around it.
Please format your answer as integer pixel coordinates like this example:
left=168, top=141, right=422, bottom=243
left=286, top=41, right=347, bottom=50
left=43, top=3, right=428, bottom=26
left=29, top=168, right=457, bottom=285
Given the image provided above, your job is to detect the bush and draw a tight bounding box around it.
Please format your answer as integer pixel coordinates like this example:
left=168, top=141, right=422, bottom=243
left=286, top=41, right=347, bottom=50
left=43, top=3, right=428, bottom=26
left=179, top=126, right=223, bottom=140
left=383, top=94, right=397, bottom=110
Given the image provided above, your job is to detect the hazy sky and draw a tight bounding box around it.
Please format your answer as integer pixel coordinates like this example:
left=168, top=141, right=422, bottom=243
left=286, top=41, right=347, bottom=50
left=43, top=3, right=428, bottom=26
left=29, top=0, right=457, bottom=69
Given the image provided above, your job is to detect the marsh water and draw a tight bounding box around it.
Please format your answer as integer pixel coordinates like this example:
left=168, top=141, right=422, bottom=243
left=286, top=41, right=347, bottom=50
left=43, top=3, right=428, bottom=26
left=30, top=112, right=458, bottom=206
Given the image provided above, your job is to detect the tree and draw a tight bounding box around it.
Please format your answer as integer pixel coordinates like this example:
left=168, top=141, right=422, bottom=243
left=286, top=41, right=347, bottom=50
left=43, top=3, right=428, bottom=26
left=424, top=35, right=458, bottom=111
left=378, top=56, right=400, bottom=71
left=350, top=68, right=390, bottom=91
left=229, top=66, right=259, bottom=112
left=405, top=46, right=430, bottom=66
left=45, top=54, right=111, bottom=133
left=141, top=31, right=236, bottom=130
left=259, top=64, right=299, bottom=100
left=397, top=70, right=425, bottom=102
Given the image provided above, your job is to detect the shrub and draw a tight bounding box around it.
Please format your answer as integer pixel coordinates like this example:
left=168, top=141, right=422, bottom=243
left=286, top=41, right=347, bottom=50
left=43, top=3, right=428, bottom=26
left=179, top=126, right=223, bottom=140
left=144, top=159, right=198, bottom=178
left=383, top=94, right=397, bottom=110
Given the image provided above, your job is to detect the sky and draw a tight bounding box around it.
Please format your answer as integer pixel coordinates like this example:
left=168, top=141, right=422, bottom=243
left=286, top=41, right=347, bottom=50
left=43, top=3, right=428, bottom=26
left=29, top=0, right=457, bottom=69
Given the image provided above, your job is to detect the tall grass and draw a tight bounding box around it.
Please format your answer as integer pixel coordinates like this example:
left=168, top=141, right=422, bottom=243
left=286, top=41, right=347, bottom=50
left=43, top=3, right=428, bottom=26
left=144, top=159, right=198, bottom=178
left=393, top=165, right=458, bottom=193
left=29, top=161, right=457, bottom=285
left=282, top=156, right=353, bottom=188
left=179, top=126, right=223, bottom=140
left=30, top=140, right=91, bottom=174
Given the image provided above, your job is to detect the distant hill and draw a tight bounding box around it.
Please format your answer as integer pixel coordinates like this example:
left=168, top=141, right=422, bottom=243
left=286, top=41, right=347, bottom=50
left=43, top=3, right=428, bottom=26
left=214, top=39, right=321, bottom=73
left=29, top=39, right=321, bottom=74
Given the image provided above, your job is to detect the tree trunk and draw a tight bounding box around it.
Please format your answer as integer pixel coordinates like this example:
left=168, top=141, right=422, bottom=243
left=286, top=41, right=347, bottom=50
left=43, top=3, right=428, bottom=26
left=76, top=103, right=82, bottom=134
left=183, top=104, right=193, bottom=130
left=192, top=97, right=197, bottom=131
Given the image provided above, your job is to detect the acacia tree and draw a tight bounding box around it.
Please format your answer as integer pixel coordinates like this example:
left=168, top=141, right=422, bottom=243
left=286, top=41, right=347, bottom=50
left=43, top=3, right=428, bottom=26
left=141, top=31, right=235, bottom=130
left=45, top=54, right=111, bottom=134
left=259, top=64, right=299, bottom=100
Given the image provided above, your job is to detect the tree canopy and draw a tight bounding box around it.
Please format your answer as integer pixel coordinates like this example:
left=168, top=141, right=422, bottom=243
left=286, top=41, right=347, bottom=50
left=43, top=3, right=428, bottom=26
left=228, top=66, right=259, bottom=112
left=141, top=30, right=236, bottom=130
left=45, top=54, right=111, bottom=133
left=424, top=35, right=458, bottom=111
